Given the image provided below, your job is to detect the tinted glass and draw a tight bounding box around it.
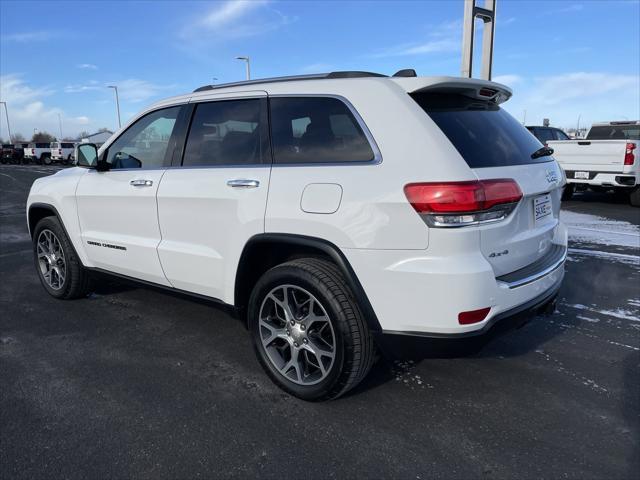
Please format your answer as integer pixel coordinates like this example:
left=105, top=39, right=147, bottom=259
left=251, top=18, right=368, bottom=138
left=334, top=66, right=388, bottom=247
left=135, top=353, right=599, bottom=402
left=413, top=93, right=550, bottom=168
left=61, top=143, right=75, bottom=148
left=35, top=143, right=50, bottom=148
left=587, top=125, right=640, bottom=140
left=270, top=97, right=375, bottom=164
left=105, top=106, right=180, bottom=169
left=553, top=129, right=570, bottom=140
left=183, top=99, right=267, bottom=167
left=535, top=128, right=555, bottom=144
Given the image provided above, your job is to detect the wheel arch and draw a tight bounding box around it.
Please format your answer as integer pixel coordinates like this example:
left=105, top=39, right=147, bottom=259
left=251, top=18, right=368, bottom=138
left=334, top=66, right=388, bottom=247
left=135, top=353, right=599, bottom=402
left=234, top=233, right=382, bottom=332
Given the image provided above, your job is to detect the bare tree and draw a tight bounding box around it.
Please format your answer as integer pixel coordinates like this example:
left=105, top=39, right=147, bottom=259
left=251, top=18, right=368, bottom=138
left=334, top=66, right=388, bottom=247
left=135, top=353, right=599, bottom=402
left=11, top=133, right=25, bottom=142
left=32, top=131, right=55, bottom=142
left=77, top=131, right=91, bottom=139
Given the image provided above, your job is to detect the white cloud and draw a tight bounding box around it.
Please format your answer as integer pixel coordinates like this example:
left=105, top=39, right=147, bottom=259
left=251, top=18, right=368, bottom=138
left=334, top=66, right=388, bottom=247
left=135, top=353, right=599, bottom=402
left=526, top=72, right=638, bottom=106
left=65, top=79, right=176, bottom=103
left=1, top=31, right=57, bottom=42
left=501, top=72, right=640, bottom=128
left=300, top=63, right=335, bottom=73
left=368, top=20, right=460, bottom=58
left=0, top=74, right=90, bottom=139
left=77, top=63, right=98, bottom=70
left=201, top=0, right=268, bottom=28
left=181, top=0, right=295, bottom=40
left=492, top=74, right=522, bottom=86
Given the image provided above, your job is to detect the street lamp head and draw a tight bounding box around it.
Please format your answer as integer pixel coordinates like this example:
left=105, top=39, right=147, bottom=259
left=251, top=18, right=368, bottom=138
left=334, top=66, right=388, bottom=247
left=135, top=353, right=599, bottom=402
left=236, top=56, right=249, bottom=61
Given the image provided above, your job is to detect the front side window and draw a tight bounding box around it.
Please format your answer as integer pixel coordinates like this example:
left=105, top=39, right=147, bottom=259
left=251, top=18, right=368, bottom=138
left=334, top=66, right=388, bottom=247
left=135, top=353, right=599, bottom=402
left=182, top=99, right=268, bottom=167
left=270, top=97, right=375, bottom=164
left=105, top=106, right=180, bottom=169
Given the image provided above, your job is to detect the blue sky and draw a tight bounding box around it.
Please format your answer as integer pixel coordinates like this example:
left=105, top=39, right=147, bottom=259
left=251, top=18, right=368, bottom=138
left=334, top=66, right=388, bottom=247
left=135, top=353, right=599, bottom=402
left=1, top=0, right=639, bottom=140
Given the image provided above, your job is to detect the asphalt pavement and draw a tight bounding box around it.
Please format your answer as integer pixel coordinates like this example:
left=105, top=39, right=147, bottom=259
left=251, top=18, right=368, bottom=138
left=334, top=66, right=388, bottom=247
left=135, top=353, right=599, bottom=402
left=1, top=164, right=638, bottom=479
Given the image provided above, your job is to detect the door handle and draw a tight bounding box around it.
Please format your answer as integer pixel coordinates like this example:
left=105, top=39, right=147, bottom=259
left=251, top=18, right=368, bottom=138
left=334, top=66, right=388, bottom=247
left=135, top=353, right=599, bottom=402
left=226, top=179, right=260, bottom=189
left=130, top=179, right=153, bottom=187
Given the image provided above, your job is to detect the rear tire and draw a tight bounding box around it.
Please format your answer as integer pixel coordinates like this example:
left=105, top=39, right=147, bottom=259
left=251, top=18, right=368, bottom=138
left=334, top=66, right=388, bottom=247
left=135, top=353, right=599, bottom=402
left=33, top=216, right=92, bottom=299
left=42, top=154, right=52, bottom=165
left=630, top=186, right=640, bottom=207
left=561, top=184, right=574, bottom=201
left=248, top=258, right=376, bottom=401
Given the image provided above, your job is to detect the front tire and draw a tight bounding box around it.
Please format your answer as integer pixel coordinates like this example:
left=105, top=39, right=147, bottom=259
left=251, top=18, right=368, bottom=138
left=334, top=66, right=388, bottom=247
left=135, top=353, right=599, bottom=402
left=248, top=258, right=376, bottom=401
left=33, top=216, right=91, bottom=299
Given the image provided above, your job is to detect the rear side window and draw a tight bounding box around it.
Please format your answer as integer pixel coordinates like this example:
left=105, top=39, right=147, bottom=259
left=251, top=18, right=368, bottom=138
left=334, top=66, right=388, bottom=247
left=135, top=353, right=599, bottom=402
left=534, top=128, right=555, bottom=144
left=553, top=129, right=569, bottom=140
left=412, top=93, right=549, bottom=168
left=270, top=97, right=375, bottom=164
left=587, top=125, right=640, bottom=140
left=182, top=99, right=268, bottom=167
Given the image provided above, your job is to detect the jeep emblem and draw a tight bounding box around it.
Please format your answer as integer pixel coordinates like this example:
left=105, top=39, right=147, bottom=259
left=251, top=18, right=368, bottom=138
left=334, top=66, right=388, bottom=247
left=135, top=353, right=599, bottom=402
left=546, top=170, right=558, bottom=183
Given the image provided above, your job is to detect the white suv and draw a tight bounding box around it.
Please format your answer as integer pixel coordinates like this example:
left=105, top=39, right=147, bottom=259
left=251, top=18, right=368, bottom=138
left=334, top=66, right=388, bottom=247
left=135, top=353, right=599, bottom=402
left=27, top=71, right=567, bottom=400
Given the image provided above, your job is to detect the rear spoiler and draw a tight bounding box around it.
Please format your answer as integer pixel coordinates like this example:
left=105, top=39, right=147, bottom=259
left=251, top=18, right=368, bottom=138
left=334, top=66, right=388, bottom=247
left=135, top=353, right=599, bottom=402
left=390, top=76, right=513, bottom=104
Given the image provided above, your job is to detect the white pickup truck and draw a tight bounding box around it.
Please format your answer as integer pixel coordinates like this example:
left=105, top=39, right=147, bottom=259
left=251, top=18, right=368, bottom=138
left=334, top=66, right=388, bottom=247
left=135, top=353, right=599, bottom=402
left=49, top=142, right=76, bottom=164
left=548, top=121, right=639, bottom=206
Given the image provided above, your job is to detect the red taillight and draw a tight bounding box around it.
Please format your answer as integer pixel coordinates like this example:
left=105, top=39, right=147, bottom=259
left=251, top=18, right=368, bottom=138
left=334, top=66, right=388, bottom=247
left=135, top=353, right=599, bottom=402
left=404, top=179, right=522, bottom=214
left=624, top=142, right=636, bottom=166
left=458, top=307, right=491, bottom=325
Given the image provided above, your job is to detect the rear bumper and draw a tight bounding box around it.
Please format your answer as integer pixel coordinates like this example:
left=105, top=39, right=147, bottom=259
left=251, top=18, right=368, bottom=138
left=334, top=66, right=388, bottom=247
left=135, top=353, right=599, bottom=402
left=565, top=171, right=637, bottom=187
left=375, top=280, right=560, bottom=357
left=342, top=222, right=567, bottom=336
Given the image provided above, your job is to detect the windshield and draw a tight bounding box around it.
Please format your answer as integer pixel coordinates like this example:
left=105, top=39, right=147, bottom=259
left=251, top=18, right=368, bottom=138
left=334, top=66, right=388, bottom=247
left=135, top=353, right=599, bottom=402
left=587, top=125, right=640, bottom=140
left=412, top=93, right=551, bottom=168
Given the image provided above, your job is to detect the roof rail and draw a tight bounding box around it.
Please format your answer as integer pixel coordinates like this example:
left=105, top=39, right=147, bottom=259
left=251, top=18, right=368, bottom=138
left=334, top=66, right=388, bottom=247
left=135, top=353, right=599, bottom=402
left=193, top=71, right=387, bottom=93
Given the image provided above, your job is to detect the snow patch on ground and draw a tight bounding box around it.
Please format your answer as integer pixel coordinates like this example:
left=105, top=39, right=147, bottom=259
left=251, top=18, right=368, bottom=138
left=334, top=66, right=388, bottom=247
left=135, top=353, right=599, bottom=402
left=568, top=248, right=640, bottom=266
left=561, top=210, right=640, bottom=249
left=563, top=303, right=639, bottom=322
left=576, top=315, right=600, bottom=323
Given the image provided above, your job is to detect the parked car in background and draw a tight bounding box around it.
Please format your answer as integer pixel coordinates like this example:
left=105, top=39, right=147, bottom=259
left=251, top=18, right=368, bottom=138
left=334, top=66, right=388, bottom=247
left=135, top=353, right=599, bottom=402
left=50, top=141, right=76, bottom=164
left=548, top=121, right=639, bottom=205
left=526, top=126, right=570, bottom=145
left=24, top=143, right=52, bottom=164
left=1, top=144, right=15, bottom=163
left=27, top=71, right=566, bottom=400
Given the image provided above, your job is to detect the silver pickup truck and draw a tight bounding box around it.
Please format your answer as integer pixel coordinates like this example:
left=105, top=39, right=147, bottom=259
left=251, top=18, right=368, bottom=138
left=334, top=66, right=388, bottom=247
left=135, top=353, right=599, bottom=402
left=548, top=121, right=639, bottom=206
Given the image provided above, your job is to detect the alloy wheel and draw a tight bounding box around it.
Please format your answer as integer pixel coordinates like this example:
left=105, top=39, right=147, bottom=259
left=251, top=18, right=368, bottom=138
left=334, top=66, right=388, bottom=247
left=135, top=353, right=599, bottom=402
left=36, top=229, right=66, bottom=290
left=258, top=285, right=336, bottom=385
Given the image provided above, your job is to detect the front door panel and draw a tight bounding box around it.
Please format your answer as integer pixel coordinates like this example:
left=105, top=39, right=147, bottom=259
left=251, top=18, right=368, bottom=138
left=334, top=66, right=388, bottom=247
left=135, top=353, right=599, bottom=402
left=76, top=169, right=170, bottom=285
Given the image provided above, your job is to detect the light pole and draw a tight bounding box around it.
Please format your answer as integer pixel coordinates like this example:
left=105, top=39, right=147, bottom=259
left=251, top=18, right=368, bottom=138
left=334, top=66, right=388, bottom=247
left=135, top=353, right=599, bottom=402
left=235, top=56, right=251, bottom=80
left=57, top=113, right=63, bottom=140
left=0, top=101, right=12, bottom=142
left=107, top=85, right=122, bottom=129
left=576, top=114, right=581, bottom=137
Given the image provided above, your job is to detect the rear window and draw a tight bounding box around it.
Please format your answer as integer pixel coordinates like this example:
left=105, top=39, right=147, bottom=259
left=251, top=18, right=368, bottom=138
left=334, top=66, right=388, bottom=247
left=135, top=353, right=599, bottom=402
left=35, top=143, right=50, bottom=148
left=270, top=97, right=375, bottom=164
left=412, top=93, right=550, bottom=168
left=61, top=143, right=75, bottom=148
left=587, top=125, right=640, bottom=140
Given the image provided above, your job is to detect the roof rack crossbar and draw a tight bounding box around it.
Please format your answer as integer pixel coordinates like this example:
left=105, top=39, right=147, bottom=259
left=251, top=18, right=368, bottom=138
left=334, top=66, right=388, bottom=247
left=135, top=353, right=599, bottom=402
left=193, top=71, right=387, bottom=93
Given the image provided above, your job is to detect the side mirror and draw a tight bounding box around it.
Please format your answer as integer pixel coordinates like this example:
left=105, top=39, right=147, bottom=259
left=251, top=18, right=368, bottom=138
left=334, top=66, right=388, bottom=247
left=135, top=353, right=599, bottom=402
left=76, top=143, right=98, bottom=168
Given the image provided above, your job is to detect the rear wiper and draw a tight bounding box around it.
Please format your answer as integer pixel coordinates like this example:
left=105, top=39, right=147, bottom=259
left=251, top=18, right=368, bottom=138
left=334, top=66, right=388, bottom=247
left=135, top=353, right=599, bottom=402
left=531, top=145, right=554, bottom=159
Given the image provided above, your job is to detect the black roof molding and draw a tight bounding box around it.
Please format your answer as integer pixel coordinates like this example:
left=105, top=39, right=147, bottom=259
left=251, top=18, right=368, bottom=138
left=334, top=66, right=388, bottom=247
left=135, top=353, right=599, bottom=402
left=193, top=71, right=388, bottom=93
left=393, top=69, right=417, bottom=77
